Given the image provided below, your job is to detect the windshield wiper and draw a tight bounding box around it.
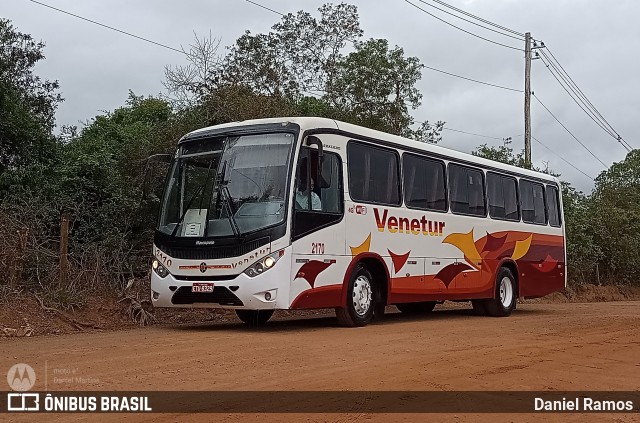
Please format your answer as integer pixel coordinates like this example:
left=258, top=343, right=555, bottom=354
left=219, top=183, right=241, bottom=238
left=212, top=159, right=240, bottom=238
left=170, top=159, right=215, bottom=238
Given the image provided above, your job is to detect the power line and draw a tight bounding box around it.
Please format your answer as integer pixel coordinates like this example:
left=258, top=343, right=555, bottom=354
left=532, top=93, right=607, bottom=168
left=538, top=51, right=619, bottom=141
left=424, top=65, right=522, bottom=92
left=540, top=47, right=633, bottom=151
left=240, top=1, right=598, bottom=182
left=244, top=0, right=284, bottom=16
left=26, top=0, right=618, bottom=176
left=403, top=0, right=524, bottom=51
left=22, top=0, right=520, bottom=101
left=443, top=127, right=594, bottom=181
left=413, top=0, right=523, bottom=41
left=545, top=47, right=619, bottom=135
left=27, top=0, right=329, bottom=103
left=442, top=127, right=503, bottom=140
left=242, top=0, right=523, bottom=93
left=531, top=136, right=595, bottom=181
left=402, top=0, right=629, bottom=162
left=427, top=0, right=525, bottom=37
left=542, top=49, right=609, bottom=130
left=510, top=133, right=594, bottom=181
left=538, top=50, right=626, bottom=150
left=25, top=0, right=184, bottom=54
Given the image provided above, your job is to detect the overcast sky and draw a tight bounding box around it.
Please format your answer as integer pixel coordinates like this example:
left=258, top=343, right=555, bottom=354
left=5, top=0, right=638, bottom=191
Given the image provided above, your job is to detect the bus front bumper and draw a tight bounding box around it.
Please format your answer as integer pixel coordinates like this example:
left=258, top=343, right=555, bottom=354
left=150, top=252, right=292, bottom=311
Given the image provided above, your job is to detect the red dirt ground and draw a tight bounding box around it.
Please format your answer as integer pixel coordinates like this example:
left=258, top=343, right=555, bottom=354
left=1, top=299, right=639, bottom=422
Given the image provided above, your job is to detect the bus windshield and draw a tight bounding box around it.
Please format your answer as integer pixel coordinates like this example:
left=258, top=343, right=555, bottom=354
left=158, top=132, right=295, bottom=238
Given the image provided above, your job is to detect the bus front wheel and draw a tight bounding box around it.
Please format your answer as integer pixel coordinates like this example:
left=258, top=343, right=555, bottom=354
left=236, top=309, right=274, bottom=327
left=483, top=267, right=517, bottom=317
left=336, top=265, right=375, bottom=327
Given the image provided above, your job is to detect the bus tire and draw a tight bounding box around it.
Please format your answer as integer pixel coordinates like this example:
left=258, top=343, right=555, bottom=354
left=236, top=309, right=274, bottom=327
left=336, top=265, right=375, bottom=327
left=373, top=301, right=386, bottom=321
left=396, top=302, right=436, bottom=314
left=483, top=267, right=517, bottom=317
left=471, top=299, right=487, bottom=316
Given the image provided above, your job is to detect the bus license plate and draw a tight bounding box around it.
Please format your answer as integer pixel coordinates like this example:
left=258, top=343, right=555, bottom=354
left=192, top=283, right=214, bottom=293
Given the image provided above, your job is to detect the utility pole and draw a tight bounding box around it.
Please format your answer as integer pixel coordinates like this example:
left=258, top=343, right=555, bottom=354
left=524, top=32, right=532, bottom=169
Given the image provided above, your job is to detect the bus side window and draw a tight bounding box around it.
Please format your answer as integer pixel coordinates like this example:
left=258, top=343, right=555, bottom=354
left=294, top=149, right=315, bottom=211
left=403, top=154, right=447, bottom=212
left=347, top=142, right=401, bottom=206
left=292, top=148, right=344, bottom=240
left=487, top=172, right=520, bottom=221
left=319, top=153, right=341, bottom=213
left=295, top=148, right=342, bottom=213
left=449, top=164, right=486, bottom=217
left=521, top=180, right=547, bottom=224
left=546, top=185, right=561, bottom=226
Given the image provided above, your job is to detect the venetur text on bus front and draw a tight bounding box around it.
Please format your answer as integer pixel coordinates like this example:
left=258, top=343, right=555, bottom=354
left=373, top=208, right=445, bottom=236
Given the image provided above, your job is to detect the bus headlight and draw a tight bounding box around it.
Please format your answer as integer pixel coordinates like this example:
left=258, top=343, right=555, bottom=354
left=152, top=259, right=170, bottom=278
left=244, top=250, right=285, bottom=277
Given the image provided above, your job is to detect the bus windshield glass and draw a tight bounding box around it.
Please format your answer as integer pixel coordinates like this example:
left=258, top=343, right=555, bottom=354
left=158, top=132, right=295, bottom=238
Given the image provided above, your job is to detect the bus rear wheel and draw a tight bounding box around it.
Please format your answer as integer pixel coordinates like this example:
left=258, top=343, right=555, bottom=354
left=483, top=267, right=517, bottom=317
left=396, top=302, right=437, bottom=314
left=236, top=310, right=274, bottom=327
left=336, top=265, right=375, bottom=327
left=471, top=299, right=487, bottom=316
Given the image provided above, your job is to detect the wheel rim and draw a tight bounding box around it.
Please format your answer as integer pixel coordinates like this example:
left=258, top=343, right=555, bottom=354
left=499, top=276, right=514, bottom=308
left=352, top=275, right=372, bottom=316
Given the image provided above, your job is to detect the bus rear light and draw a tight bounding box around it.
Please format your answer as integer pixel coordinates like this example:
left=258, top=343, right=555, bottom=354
left=244, top=249, right=285, bottom=278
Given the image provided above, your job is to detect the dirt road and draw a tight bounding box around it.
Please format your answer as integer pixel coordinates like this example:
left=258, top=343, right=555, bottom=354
left=2, top=302, right=639, bottom=422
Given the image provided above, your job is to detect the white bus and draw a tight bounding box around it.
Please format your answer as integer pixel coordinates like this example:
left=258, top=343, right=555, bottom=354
left=151, top=117, right=566, bottom=327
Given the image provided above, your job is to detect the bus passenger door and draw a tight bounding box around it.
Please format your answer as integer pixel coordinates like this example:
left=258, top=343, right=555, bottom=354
left=289, top=144, right=346, bottom=309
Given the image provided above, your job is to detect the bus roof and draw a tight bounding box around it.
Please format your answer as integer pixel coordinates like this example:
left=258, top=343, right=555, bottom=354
left=182, top=117, right=559, bottom=184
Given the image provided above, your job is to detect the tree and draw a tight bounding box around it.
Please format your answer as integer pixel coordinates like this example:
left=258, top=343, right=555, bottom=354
left=327, top=38, right=424, bottom=136
left=589, top=149, right=640, bottom=283
left=163, top=3, right=441, bottom=140
left=561, top=182, right=602, bottom=283
left=409, top=120, right=445, bottom=144
left=218, top=3, right=363, bottom=97
left=165, top=4, right=363, bottom=104
left=163, top=33, right=221, bottom=108
left=269, top=3, right=363, bottom=93
left=472, top=138, right=525, bottom=167
left=0, top=19, right=62, bottom=173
